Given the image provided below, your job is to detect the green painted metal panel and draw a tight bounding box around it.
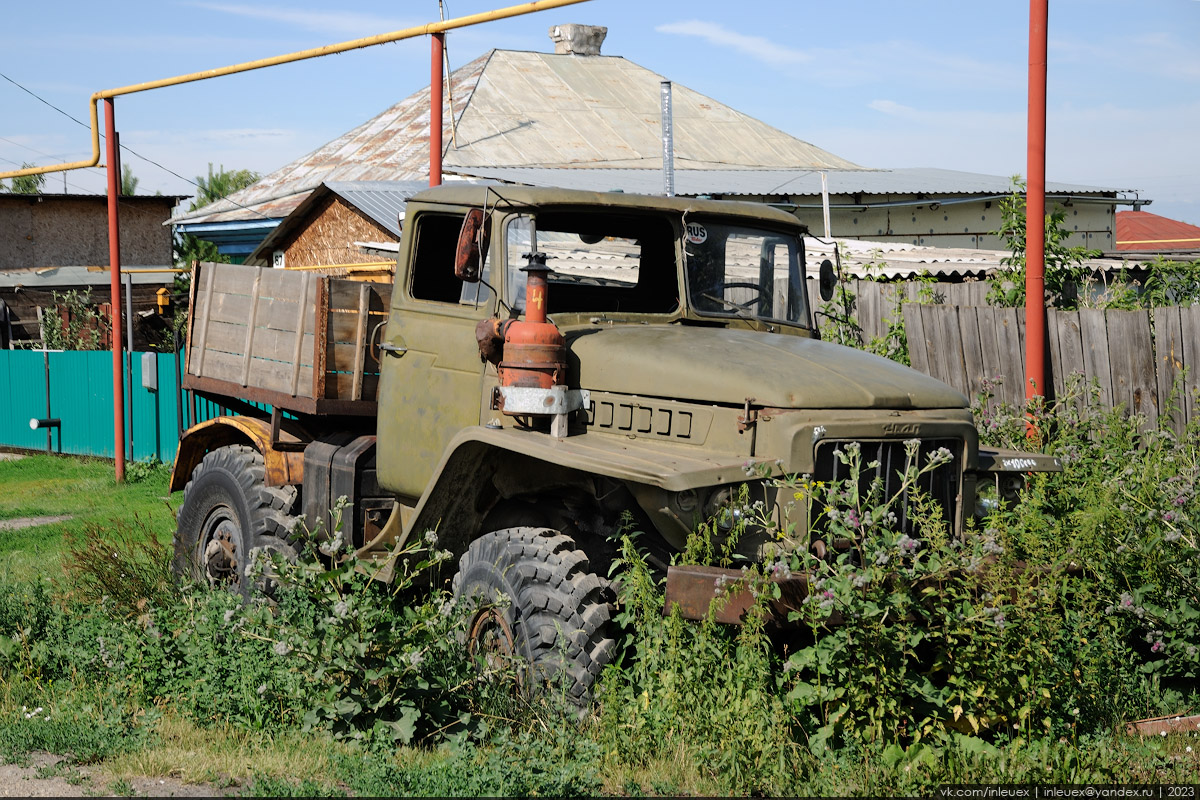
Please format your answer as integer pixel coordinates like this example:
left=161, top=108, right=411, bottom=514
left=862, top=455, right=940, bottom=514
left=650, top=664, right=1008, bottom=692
left=0, top=350, right=275, bottom=464
left=48, top=350, right=112, bottom=457
left=0, top=350, right=49, bottom=452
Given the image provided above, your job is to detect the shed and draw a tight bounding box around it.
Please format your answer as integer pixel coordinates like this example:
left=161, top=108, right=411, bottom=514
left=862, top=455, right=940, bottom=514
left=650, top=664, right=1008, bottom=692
left=0, top=192, right=185, bottom=348
left=244, top=181, right=430, bottom=271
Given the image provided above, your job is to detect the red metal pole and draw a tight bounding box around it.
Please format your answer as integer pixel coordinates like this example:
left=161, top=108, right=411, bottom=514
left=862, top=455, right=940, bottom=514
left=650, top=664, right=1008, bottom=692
left=1025, top=0, right=1048, bottom=403
left=430, top=32, right=445, bottom=187
left=104, top=98, right=126, bottom=482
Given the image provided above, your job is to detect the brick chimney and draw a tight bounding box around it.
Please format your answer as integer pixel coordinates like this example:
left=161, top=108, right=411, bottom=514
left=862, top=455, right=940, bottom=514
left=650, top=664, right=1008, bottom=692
left=548, top=24, right=607, bottom=56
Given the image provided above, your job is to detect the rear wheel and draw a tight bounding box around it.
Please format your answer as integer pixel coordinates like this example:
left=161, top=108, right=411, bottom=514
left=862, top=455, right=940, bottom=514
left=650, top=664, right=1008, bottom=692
left=452, top=527, right=615, bottom=704
left=173, top=445, right=300, bottom=599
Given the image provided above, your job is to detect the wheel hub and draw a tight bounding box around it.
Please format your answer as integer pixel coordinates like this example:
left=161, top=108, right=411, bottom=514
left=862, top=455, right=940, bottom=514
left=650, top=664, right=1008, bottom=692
left=467, top=606, right=516, bottom=660
left=201, top=514, right=240, bottom=586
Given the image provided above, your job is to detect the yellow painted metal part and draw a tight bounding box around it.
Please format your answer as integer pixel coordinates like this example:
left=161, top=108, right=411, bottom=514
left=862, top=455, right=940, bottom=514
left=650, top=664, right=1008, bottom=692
left=0, top=0, right=591, bottom=182
left=169, top=416, right=304, bottom=493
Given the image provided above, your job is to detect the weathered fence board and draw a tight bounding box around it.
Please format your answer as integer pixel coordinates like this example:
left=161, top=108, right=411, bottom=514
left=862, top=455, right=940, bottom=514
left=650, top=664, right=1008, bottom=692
left=1181, top=307, right=1200, bottom=429
left=958, top=308, right=987, bottom=401
left=1077, top=309, right=1114, bottom=410
left=905, top=300, right=931, bottom=377
left=1152, top=306, right=1186, bottom=433
left=1107, top=311, right=1157, bottom=426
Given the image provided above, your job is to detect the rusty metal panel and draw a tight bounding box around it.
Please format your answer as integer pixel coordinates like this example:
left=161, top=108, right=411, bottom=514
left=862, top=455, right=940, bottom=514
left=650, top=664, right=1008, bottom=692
left=1125, top=713, right=1200, bottom=737
left=664, top=564, right=812, bottom=625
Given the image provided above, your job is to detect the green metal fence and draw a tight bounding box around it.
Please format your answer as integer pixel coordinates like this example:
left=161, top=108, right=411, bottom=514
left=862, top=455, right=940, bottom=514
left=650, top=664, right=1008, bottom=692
left=0, top=349, right=199, bottom=463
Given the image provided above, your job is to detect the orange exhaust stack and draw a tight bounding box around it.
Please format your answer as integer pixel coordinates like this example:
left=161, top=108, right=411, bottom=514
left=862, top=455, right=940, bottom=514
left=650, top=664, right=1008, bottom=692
left=475, top=248, right=585, bottom=438
left=498, top=253, right=567, bottom=391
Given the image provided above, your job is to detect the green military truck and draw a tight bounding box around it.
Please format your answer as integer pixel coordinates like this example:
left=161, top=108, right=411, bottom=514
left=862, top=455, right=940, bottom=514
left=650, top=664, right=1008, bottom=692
left=170, top=184, right=1056, bottom=700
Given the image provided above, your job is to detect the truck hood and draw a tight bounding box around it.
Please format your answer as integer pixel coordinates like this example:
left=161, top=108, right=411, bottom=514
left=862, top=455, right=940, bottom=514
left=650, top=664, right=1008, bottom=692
left=565, top=325, right=968, bottom=410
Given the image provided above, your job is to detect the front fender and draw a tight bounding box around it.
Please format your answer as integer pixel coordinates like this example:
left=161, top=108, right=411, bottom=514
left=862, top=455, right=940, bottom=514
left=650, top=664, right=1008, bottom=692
left=394, top=427, right=770, bottom=556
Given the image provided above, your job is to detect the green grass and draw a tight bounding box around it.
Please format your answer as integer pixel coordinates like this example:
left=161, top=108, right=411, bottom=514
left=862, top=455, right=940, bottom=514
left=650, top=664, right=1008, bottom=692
left=0, top=455, right=175, bottom=579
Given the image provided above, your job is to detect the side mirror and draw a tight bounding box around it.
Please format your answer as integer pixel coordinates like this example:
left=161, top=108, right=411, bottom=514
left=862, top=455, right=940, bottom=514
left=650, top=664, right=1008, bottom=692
left=818, top=258, right=837, bottom=302
left=454, top=208, right=490, bottom=283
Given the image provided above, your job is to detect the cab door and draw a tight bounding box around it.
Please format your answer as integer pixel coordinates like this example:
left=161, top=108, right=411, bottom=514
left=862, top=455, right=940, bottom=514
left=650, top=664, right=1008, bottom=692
left=376, top=209, right=496, bottom=502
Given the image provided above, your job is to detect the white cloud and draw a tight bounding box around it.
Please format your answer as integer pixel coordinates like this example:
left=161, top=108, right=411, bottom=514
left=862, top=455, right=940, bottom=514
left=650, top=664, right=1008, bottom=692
left=655, top=20, right=811, bottom=67
left=867, top=99, right=919, bottom=119
left=185, top=2, right=414, bottom=37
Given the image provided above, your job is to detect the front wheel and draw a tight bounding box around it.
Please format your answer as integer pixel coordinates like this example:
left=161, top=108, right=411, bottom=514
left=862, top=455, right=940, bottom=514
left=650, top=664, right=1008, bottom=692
left=173, top=445, right=300, bottom=599
left=452, top=527, right=615, bottom=704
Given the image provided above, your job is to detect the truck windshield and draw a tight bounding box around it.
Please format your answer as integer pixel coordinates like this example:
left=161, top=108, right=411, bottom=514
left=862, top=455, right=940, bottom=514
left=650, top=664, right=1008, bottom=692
left=683, top=219, right=809, bottom=327
left=506, top=212, right=679, bottom=316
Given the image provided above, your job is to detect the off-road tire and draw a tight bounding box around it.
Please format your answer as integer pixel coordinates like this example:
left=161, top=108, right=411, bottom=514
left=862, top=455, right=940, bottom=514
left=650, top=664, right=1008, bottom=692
left=452, top=527, right=615, bottom=704
left=173, top=445, right=300, bottom=599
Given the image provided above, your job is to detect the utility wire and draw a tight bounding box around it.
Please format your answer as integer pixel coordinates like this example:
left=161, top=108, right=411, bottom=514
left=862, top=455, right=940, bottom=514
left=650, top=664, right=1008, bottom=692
left=0, top=70, right=273, bottom=220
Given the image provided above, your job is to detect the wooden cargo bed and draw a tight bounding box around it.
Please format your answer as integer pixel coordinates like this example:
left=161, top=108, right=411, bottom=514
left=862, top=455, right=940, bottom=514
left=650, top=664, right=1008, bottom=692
left=183, top=262, right=391, bottom=416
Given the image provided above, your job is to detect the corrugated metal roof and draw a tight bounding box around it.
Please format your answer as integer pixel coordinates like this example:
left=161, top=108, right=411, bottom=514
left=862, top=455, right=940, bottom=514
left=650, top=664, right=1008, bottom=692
left=1116, top=210, right=1200, bottom=252
left=441, top=50, right=858, bottom=172
left=244, top=179, right=475, bottom=264
left=172, top=52, right=493, bottom=226
left=323, top=180, right=432, bottom=237
left=443, top=166, right=1126, bottom=198
left=0, top=266, right=175, bottom=288
left=171, top=48, right=860, bottom=226
left=806, top=237, right=1145, bottom=279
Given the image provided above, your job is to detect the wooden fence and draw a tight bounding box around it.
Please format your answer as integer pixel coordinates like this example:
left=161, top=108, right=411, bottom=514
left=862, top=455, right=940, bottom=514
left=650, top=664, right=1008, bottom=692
left=807, top=278, right=990, bottom=342
left=903, top=304, right=1200, bottom=434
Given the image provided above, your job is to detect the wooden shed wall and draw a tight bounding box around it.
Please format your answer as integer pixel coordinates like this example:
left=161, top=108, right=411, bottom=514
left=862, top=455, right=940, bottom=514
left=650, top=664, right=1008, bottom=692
left=277, top=195, right=396, bottom=268
left=0, top=196, right=177, bottom=271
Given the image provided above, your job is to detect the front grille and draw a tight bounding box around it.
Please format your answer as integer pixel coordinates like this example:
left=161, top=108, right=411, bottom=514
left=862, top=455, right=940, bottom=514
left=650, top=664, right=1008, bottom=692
left=812, top=438, right=962, bottom=535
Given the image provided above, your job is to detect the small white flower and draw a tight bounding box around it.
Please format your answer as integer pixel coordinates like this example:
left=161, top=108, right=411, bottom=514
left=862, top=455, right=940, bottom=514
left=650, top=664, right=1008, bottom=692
left=1160, top=731, right=1168, bottom=738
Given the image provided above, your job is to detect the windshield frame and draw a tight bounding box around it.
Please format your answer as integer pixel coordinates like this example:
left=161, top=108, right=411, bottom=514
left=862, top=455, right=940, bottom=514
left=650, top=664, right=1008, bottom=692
left=681, top=217, right=812, bottom=330
left=500, top=209, right=683, bottom=321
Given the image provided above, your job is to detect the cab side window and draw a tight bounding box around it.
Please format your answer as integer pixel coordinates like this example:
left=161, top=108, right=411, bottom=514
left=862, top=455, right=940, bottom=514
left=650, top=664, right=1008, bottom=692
left=410, top=213, right=490, bottom=304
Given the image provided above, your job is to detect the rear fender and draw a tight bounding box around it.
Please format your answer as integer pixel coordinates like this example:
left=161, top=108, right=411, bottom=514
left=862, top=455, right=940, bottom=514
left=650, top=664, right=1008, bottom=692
left=169, top=416, right=306, bottom=492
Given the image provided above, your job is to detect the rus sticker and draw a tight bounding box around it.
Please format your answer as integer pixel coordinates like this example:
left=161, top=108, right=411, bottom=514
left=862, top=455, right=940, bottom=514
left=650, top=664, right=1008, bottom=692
left=685, top=222, right=708, bottom=244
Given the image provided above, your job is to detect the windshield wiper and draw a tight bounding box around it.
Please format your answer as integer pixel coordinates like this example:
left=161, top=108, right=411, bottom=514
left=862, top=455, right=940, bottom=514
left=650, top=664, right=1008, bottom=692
left=699, top=293, right=773, bottom=332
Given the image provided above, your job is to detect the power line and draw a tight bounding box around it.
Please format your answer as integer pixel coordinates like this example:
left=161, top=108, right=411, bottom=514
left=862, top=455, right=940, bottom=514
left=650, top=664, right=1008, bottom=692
left=0, top=70, right=272, bottom=219
left=0, top=71, right=92, bottom=130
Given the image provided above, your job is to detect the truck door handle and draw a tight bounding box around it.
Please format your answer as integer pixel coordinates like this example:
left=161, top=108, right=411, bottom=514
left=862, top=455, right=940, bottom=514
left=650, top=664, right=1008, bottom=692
left=379, top=342, right=408, bottom=357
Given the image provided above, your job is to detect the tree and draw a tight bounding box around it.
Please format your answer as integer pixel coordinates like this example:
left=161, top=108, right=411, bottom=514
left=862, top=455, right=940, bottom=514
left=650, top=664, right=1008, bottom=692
left=986, top=176, right=1101, bottom=310
left=175, top=164, right=261, bottom=268
left=190, top=162, right=260, bottom=211
left=4, top=162, right=46, bottom=194
left=120, top=163, right=139, bottom=196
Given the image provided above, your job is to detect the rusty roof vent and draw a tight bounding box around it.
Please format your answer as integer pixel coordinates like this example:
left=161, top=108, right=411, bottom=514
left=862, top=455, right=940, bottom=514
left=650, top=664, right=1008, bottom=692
left=549, top=24, right=607, bottom=56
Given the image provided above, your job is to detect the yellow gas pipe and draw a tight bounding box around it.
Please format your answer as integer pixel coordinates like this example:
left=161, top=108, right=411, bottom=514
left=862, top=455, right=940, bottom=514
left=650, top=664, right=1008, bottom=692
left=0, top=0, right=591, bottom=181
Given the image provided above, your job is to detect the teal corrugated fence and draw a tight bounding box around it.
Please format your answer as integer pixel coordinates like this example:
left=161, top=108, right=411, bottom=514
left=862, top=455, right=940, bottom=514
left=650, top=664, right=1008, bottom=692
left=0, top=349, right=219, bottom=463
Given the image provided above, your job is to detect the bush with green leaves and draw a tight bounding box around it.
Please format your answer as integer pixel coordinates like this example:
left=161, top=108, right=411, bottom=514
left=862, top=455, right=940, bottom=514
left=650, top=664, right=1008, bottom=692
left=38, top=288, right=106, bottom=351
left=595, top=389, right=1198, bottom=791
left=1, top=521, right=489, bottom=746
left=986, top=177, right=1102, bottom=310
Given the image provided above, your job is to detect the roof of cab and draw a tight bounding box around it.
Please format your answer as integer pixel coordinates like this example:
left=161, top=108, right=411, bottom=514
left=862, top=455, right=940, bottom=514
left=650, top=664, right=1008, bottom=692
left=408, top=183, right=805, bottom=230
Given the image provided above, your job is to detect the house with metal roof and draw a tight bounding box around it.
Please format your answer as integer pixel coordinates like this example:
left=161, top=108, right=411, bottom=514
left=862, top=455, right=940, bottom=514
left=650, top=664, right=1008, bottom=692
left=243, top=180, right=429, bottom=274
left=1, top=192, right=186, bottom=347
left=1116, top=210, right=1200, bottom=258
left=173, top=26, right=1140, bottom=263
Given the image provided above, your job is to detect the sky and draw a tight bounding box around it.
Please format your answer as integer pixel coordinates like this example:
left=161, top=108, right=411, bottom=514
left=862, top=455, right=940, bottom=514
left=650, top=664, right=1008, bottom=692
left=2, top=0, right=1198, bottom=227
